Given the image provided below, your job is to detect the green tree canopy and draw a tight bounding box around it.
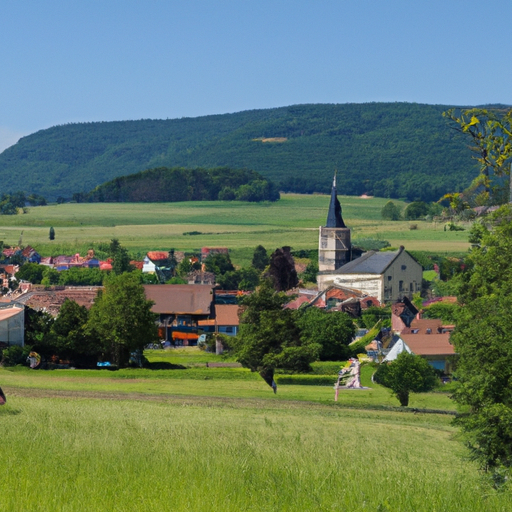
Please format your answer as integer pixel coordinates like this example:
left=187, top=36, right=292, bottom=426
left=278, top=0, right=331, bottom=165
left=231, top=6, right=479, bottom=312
left=251, top=245, right=269, bottom=271
left=232, top=281, right=321, bottom=391
left=16, top=263, right=45, bottom=284
left=296, top=307, right=355, bottom=361
left=267, top=246, right=298, bottom=292
left=451, top=205, right=512, bottom=482
left=88, top=273, right=158, bottom=367
left=49, top=299, right=100, bottom=365
left=374, top=352, right=437, bottom=407
left=404, top=201, right=429, bottom=220
left=381, top=201, right=402, bottom=220
left=443, top=107, right=512, bottom=204
left=109, top=238, right=133, bottom=275
left=204, top=253, right=234, bottom=276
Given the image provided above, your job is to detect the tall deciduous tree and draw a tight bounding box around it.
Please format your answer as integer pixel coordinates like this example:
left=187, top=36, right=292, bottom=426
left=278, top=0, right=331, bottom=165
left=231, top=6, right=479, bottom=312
left=88, top=273, right=158, bottom=367
left=50, top=299, right=100, bottom=365
left=451, top=205, right=512, bottom=483
left=233, top=281, right=320, bottom=391
left=296, top=307, right=355, bottom=361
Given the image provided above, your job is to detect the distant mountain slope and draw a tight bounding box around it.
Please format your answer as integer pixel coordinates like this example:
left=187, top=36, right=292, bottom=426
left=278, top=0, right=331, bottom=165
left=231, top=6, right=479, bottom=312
left=0, top=103, right=480, bottom=201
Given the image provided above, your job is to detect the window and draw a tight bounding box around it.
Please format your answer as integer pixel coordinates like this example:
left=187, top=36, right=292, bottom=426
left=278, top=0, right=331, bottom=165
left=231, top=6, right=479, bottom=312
left=399, top=280, right=404, bottom=292
left=401, top=265, right=407, bottom=270
left=387, top=275, right=392, bottom=281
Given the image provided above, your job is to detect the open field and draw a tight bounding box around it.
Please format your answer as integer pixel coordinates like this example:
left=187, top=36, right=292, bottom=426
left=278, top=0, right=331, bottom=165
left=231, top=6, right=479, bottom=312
left=0, top=194, right=470, bottom=264
left=1, top=351, right=508, bottom=511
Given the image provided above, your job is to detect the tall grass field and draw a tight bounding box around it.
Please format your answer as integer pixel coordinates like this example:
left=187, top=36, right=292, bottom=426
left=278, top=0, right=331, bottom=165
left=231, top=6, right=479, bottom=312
left=0, top=349, right=508, bottom=511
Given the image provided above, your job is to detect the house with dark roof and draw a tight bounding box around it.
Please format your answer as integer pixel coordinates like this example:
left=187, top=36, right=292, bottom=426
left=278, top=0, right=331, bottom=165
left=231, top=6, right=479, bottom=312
left=318, top=246, right=422, bottom=303
left=143, top=284, right=215, bottom=345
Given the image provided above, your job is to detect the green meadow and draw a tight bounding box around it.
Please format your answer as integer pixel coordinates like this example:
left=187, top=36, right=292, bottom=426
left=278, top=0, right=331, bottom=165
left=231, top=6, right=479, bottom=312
left=1, top=349, right=508, bottom=511
left=0, top=194, right=470, bottom=265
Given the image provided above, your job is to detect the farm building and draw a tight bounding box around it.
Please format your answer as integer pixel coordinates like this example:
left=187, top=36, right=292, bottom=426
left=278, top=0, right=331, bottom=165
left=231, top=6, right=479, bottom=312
left=143, top=284, right=215, bottom=345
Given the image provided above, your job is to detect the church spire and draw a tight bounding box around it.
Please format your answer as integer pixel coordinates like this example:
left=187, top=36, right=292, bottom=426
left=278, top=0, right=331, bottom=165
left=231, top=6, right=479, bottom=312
left=325, top=171, right=346, bottom=228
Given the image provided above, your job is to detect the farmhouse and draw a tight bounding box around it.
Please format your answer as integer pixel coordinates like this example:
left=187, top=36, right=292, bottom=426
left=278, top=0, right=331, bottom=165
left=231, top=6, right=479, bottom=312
left=143, top=284, right=215, bottom=345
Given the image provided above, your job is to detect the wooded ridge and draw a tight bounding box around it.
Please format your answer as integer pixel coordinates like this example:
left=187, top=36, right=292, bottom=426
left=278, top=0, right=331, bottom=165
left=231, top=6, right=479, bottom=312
left=0, top=102, right=499, bottom=201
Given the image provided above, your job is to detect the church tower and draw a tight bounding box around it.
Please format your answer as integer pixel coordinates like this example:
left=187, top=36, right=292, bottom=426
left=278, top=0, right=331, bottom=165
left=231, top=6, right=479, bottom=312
left=318, top=173, right=351, bottom=272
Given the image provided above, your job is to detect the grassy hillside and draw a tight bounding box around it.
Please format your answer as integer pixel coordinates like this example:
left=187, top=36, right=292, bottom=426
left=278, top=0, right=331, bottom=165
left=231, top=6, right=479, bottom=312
left=0, top=194, right=470, bottom=263
left=0, top=103, right=478, bottom=201
left=1, top=351, right=507, bottom=511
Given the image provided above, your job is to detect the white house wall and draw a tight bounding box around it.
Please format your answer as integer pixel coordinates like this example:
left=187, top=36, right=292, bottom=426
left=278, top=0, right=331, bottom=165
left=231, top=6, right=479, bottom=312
left=0, top=310, right=24, bottom=347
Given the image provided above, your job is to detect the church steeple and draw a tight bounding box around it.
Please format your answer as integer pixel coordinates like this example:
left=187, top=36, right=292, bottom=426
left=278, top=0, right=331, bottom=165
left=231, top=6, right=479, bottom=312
left=325, top=172, right=346, bottom=228
left=318, top=171, right=352, bottom=274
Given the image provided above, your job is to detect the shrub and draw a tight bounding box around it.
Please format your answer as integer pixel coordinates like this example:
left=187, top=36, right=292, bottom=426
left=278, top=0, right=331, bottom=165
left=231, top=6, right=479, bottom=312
left=374, top=352, right=438, bottom=406
left=1, top=345, right=31, bottom=367
left=381, top=201, right=402, bottom=221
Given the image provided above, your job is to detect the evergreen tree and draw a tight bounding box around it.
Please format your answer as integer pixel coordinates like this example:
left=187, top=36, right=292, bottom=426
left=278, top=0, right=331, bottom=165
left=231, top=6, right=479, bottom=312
left=251, top=245, right=269, bottom=271
left=49, top=227, right=55, bottom=240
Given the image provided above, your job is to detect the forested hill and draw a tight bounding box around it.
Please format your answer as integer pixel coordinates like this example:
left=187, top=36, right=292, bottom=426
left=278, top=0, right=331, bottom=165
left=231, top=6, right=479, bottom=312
left=0, top=103, right=482, bottom=201
left=83, top=167, right=280, bottom=203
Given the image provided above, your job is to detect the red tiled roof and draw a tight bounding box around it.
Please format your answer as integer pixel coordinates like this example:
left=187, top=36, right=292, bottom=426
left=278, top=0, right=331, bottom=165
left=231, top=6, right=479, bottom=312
left=215, top=304, right=240, bottom=326
left=409, top=318, right=443, bottom=333
left=147, top=251, right=169, bottom=261
left=401, top=333, right=455, bottom=356
left=131, top=261, right=144, bottom=270
left=360, top=297, right=380, bottom=309
left=285, top=295, right=311, bottom=310
left=15, top=287, right=101, bottom=316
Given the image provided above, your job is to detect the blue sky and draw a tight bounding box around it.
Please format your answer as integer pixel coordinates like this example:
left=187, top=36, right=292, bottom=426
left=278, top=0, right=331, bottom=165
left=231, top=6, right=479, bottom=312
left=1, top=1, right=511, bottom=151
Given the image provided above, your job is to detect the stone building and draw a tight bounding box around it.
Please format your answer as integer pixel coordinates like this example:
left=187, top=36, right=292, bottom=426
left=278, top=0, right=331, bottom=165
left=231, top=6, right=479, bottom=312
left=317, top=175, right=422, bottom=303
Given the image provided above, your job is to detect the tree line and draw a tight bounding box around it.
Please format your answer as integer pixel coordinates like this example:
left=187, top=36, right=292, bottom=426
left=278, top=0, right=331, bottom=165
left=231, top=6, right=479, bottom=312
left=74, top=167, right=280, bottom=203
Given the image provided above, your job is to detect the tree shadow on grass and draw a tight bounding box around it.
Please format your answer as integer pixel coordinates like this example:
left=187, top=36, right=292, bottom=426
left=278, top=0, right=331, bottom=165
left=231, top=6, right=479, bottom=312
left=145, top=362, right=187, bottom=370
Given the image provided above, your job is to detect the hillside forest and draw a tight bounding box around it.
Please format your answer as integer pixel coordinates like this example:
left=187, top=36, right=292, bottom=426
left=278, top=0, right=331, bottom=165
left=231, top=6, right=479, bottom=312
left=0, top=102, right=484, bottom=202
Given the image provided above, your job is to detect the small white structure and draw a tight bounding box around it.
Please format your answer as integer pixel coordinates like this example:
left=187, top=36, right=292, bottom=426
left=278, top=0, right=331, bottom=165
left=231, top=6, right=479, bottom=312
left=0, top=303, right=25, bottom=347
left=382, top=337, right=412, bottom=362
left=142, top=256, right=157, bottom=274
